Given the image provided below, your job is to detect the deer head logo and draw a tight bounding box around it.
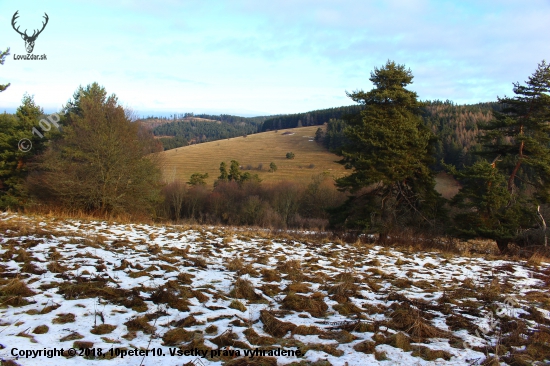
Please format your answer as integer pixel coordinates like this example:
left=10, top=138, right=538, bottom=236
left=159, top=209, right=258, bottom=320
left=12, top=11, right=49, bottom=54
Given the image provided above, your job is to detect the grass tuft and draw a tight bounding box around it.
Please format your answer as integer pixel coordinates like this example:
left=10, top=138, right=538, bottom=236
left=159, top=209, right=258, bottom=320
left=52, top=313, right=76, bottom=324
left=281, top=292, right=328, bottom=318
left=230, top=278, right=263, bottom=301
left=32, top=325, right=49, bottom=334
left=162, top=328, right=194, bottom=345
left=260, top=310, right=296, bottom=338
left=124, top=315, right=156, bottom=334
left=229, top=299, right=247, bottom=312
left=90, top=324, right=117, bottom=335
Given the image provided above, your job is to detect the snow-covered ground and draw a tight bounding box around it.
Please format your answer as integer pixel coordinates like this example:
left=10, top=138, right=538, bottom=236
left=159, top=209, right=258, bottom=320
left=0, top=212, right=549, bottom=365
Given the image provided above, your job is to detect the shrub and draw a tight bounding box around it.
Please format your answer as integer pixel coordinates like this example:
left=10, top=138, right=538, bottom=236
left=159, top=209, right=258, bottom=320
left=286, top=152, right=295, bottom=159
left=187, top=172, right=208, bottom=186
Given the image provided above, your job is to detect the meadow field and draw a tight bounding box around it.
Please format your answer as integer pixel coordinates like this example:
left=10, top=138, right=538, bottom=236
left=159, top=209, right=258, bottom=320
left=1, top=212, right=549, bottom=365
left=160, top=126, right=348, bottom=186
left=159, top=126, right=461, bottom=200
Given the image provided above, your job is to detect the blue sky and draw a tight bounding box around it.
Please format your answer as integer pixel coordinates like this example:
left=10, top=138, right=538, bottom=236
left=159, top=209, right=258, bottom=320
left=1, top=0, right=549, bottom=117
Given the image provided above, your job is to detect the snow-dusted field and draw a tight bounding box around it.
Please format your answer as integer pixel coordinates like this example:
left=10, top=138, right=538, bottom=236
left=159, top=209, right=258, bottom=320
left=0, top=212, right=549, bottom=365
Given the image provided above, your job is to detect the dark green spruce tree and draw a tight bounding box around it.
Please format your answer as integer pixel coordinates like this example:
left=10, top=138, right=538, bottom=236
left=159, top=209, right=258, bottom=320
left=0, top=95, right=47, bottom=208
left=330, top=61, right=444, bottom=237
left=450, top=61, right=550, bottom=251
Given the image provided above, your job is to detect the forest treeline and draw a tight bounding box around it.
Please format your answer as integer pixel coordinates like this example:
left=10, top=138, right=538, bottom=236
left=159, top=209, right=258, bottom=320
left=153, top=119, right=259, bottom=149
left=320, top=100, right=501, bottom=169
left=140, top=113, right=273, bottom=150
left=260, top=105, right=365, bottom=131
left=149, top=101, right=502, bottom=170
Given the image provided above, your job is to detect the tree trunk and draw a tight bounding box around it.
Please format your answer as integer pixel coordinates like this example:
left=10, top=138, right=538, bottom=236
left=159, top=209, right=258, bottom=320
left=537, top=205, right=547, bottom=247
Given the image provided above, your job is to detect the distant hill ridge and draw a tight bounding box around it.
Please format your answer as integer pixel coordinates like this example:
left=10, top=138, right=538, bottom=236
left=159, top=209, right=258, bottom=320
left=143, top=101, right=501, bottom=153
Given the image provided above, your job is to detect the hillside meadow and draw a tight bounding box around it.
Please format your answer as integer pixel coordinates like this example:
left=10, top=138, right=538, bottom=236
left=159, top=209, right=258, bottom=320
left=159, top=125, right=460, bottom=198
left=160, top=126, right=346, bottom=186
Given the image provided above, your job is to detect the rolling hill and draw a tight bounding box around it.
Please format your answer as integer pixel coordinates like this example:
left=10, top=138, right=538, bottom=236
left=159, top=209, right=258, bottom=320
left=160, top=125, right=347, bottom=186
left=159, top=125, right=460, bottom=199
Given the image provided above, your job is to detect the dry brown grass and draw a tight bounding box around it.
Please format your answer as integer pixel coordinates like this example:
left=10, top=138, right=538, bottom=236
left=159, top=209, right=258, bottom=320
left=0, top=360, right=23, bottom=366
left=230, top=278, right=263, bottom=301
left=375, top=350, right=388, bottom=361
left=172, top=315, right=199, bottom=327
left=320, top=329, right=357, bottom=344
left=354, top=340, right=377, bottom=354
left=0, top=278, right=36, bottom=307
left=210, top=330, right=251, bottom=350
left=527, top=251, right=548, bottom=267
left=333, top=301, right=363, bottom=315
left=148, top=282, right=191, bottom=311
left=227, top=256, right=245, bottom=271
left=243, top=327, right=276, bottom=345
left=58, top=281, right=148, bottom=312
left=261, top=268, right=281, bottom=282
left=21, top=262, right=45, bottom=275
left=293, top=325, right=323, bottom=336
left=281, top=292, right=328, bottom=318
left=162, top=328, right=194, bottom=345
left=411, top=345, right=453, bottom=361
left=47, top=261, right=67, bottom=274
left=277, top=259, right=303, bottom=281
left=52, top=313, right=76, bottom=324
left=445, top=314, right=476, bottom=333
left=260, top=284, right=281, bottom=297
left=388, top=332, right=411, bottom=351
left=178, top=333, right=212, bottom=352
left=90, top=324, right=117, bottom=335
left=389, top=302, right=446, bottom=340
left=73, top=340, right=94, bottom=349
left=260, top=310, right=296, bottom=337
left=301, top=343, right=344, bottom=357
left=32, top=325, right=49, bottom=334
left=237, top=263, right=260, bottom=277
left=284, top=282, right=311, bottom=294
left=13, top=248, right=32, bottom=262
left=59, top=332, right=84, bottom=342
left=325, top=280, right=359, bottom=303
left=205, top=324, right=218, bottom=334
left=229, top=299, right=247, bottom=312
left=176, top=272, right=195, bottom=284
left=160, top=126, right=348, bottom=186
left=124, top=315, right=156, bottom=334
left=477, top=278, right=502, bottom=302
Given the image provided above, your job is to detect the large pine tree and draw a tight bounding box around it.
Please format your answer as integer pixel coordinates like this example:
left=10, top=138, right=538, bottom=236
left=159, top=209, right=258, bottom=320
left=479, top=60, right=550, bottom=200
left=331, top=61, right=443, bottom=235
left=451, top=61, right=550, bottom=251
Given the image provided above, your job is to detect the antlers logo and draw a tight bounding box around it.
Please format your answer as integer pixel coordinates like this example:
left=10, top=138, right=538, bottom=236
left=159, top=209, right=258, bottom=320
left=12, top=11, right=49, bottom=54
